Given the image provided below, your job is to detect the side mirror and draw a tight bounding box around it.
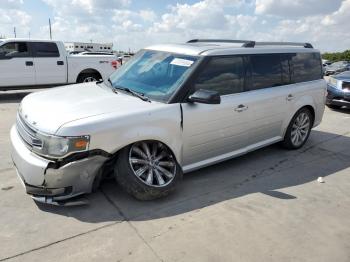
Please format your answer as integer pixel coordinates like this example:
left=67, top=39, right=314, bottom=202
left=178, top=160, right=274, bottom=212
left=188, top=89, right=221, bottom=104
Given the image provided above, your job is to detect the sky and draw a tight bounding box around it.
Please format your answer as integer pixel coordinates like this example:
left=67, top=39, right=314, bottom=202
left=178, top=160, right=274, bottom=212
left=0, top=0, right=349, bottom=52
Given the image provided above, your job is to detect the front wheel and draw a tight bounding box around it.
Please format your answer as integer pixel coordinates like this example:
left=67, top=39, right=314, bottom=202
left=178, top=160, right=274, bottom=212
left=282, top=108, right=313, bottom=150
left=115, top=141, right=182, bottom=200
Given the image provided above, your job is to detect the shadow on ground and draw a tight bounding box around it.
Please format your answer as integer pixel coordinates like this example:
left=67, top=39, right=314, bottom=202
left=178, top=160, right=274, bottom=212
left=36, top=129, right=350, bottom=222
left=328, top=106, right=350, bottom=114
left=0, top=91, right=32, bottom=103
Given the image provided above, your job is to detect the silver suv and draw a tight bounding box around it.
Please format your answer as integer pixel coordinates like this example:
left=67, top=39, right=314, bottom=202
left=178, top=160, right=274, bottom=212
left=10, top=39, right=326, bottom=204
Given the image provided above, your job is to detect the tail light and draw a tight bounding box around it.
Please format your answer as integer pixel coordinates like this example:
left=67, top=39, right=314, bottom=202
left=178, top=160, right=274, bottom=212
left=111, top=60, right=118, bottom=69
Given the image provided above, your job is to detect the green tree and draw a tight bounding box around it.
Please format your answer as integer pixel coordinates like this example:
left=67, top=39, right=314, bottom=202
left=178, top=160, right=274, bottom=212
left=322, top=50, right=350, bottom=62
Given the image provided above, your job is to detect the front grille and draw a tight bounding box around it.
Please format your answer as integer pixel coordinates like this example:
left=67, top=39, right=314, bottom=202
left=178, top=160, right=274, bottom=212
left=16, top=114, right=43, bottom=148
left=342, top=81, right=350, bottom=90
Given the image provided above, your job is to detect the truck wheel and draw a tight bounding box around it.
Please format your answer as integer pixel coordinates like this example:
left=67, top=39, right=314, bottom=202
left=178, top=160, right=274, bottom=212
left=282, top=108, right=313, bottom=150
left=77, top=73, right=100, bottom=83
left=115, top=141, right=182, bottom=200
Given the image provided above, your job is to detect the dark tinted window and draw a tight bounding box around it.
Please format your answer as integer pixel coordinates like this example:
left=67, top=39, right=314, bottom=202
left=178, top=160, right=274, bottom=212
left=32, top=42, right=59, bottom=57
left=193, top=56, right=244, bottom=95
left=291, top=52, right=322, bottom=82
left=0, top=42, right=30, bottom=58
left=249, top=54, right=283, bottom=90
left=280, top=54, right=291, bottom=85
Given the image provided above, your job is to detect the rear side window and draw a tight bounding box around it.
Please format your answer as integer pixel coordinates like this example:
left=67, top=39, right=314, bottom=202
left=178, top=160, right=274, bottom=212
left=193, top=56, right=244, bottom=95
left=32, top=42, right=60, bottom=57
left=0, top=42, right=30, bottom=58
left=248, top=54, right=283, bottom=90
left=291, top=52, right=322, bottom=83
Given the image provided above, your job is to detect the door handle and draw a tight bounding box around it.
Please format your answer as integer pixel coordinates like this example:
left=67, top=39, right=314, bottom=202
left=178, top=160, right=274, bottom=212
left=25, top=61, right=33, bottom=66
left=234, top=104, right=248, bottom=112
left=286, top=94, right=294, bottom=101
left=57, top=61, right=64, bottom=65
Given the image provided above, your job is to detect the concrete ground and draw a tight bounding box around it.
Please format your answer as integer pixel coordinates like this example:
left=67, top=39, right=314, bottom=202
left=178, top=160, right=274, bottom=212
left=0, top=89, right=349, bottom=262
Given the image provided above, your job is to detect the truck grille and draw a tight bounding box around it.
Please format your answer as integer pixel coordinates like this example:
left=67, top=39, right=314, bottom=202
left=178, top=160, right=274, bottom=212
left=16, top=114, right=43, bottom=148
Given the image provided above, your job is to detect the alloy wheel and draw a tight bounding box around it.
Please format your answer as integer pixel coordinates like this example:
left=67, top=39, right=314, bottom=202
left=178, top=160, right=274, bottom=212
left=129, top=141, right=176, bottom=187
left=291, top=112, right=310, bottom=147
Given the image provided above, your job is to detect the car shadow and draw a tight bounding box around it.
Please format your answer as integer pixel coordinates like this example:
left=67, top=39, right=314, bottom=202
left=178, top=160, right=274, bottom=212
left=36, top=130, right=350, bottom=223
left=328, top=106, right=350, bottom=114
left=0, top=91, right=32, bottom=103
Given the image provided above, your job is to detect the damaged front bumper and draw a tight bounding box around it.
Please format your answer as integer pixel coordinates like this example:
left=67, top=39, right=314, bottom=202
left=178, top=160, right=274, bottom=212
left=10, top=126, right=109, bottom=204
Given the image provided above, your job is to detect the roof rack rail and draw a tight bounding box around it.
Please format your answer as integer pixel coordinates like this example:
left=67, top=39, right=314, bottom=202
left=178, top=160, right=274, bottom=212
left=187, top=39, right=255, bottom=48
left=255, top=41, right=313, bottom=48
left=187, top=39, right=313, bottom=49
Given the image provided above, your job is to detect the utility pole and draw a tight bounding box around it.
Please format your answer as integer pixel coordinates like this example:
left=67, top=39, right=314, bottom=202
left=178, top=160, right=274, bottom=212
left=14, top=27, right=16, bottom=38
left=49, top=18, right=52, bottom=39
left=28, top=31, right=30, bottom=39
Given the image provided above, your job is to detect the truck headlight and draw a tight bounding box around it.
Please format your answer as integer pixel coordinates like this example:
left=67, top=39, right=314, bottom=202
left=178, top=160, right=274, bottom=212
left=33, top=134, right=90, bottom=158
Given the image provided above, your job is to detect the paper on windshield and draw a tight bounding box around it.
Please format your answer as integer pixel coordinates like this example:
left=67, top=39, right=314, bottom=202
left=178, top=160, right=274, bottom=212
left=170, top=58, right=194, bottom=67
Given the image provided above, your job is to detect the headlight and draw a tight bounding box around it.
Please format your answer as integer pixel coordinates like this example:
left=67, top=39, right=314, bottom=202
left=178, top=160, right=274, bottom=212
left=328, top=77, right=337, bottom=86
left=328, top=77, right=343, bottom=89
left=32, top=134, right=90, bottom=158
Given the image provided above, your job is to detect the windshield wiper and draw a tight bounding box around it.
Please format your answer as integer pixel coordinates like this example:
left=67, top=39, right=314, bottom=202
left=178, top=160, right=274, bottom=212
left=107, top=77, right=114, bottom=88
left=114, top=86, right=151, bottom=102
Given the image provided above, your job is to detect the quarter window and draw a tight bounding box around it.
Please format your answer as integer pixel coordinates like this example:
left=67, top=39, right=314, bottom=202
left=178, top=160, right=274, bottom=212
left=0, top=42, right=30, bottom=58
left=193, top=56, right=244, bottom=95
left=32, top=42, right=59, bottom=57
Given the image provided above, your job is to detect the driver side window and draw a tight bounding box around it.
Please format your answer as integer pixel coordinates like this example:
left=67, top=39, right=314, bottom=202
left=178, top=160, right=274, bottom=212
left=0, top=42, right=30, bottom=58
left=193, top=56, right=244, bottom=96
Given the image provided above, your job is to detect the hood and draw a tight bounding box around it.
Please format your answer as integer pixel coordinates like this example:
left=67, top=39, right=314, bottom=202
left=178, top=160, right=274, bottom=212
left=334, top=72, right=350, bottom=81
left=19, top=82, right=160, bottom=134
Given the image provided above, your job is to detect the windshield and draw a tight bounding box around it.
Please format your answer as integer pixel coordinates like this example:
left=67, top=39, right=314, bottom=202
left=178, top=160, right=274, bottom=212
left=108, top=50, right=198, bottom=102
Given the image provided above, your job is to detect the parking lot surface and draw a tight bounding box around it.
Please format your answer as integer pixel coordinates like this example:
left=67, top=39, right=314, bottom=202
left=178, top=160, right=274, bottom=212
left=1, top=89, right=350, bottom=262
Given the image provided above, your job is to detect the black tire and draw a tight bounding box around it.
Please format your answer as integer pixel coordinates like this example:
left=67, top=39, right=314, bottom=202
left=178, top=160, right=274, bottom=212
left=115, top=142, right=182, bottom=200
left=326, top=104, right=342, bottom=110
left=282, top=107, right=313, bottom=150
left=77, top=73, right=100, bottom=83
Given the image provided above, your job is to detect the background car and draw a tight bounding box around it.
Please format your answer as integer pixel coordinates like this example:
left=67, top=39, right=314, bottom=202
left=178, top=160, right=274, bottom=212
left=324, top=61, right=350, bottom=76
left=326, top=71, right=350, bottom=109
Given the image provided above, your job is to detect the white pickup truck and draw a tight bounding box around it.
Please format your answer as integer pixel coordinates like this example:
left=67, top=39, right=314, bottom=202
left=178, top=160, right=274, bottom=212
left=0, top=39, right=118, bottom=90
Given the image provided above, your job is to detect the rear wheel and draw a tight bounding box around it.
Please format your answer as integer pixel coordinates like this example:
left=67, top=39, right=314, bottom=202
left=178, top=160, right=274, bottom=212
left=77, top=73, right=100, bottom=83
left=115, top=141, right=182, bottom=200
left=282, top=108, right=313, bottom=150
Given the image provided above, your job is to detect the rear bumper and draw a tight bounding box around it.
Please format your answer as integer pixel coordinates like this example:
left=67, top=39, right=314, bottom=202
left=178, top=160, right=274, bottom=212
left=10, top=126, right=108, bottom=202
left=326, top=84, right=350, bottom=107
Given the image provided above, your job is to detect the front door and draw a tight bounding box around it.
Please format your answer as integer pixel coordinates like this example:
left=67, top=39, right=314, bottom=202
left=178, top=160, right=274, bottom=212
left=0, top=41, right=35, bottom=87
left=181, top=56, right=254, bottom=171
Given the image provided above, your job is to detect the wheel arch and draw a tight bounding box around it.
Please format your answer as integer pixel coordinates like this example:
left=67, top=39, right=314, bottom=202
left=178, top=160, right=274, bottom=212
left=283, top=99, right=316, bottom=138
left=109, top=138, right=182, bottom=170
left=76, top=68, right=102, bottom=82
